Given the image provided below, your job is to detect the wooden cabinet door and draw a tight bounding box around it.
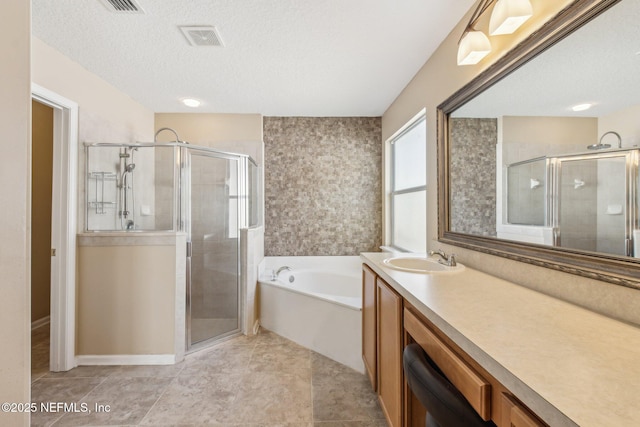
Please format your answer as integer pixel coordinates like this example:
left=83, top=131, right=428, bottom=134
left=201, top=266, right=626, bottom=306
left=362, top=264, right=377, bottom=390
left=377, top=277, right=403, bottom=427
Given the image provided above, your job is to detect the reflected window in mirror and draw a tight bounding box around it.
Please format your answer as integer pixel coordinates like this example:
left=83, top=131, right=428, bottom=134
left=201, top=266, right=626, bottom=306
left=389, top=114, right=426, bottom=252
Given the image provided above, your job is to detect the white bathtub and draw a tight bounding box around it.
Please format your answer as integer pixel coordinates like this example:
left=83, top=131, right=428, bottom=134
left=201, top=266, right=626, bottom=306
left=259, top=256, right=364, bottom=373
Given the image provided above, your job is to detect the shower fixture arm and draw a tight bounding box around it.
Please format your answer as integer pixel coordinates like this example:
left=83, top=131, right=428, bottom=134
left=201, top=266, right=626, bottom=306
left=587, top=131, right=622, bottom=150
left=600, top=131, right=622, bottom=149
left=154, top=127, right=187, bottom=144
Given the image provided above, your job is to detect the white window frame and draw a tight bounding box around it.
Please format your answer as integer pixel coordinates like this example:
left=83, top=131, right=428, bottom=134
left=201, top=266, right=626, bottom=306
left=387, top=112, right=427, bottom=253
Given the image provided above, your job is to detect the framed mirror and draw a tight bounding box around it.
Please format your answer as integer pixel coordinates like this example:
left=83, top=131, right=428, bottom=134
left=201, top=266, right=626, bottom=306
left=438, top=0, right=640, bottom=289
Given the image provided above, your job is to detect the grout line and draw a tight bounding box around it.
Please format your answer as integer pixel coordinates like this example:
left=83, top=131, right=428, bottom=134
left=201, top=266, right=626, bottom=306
left=310, top=352, right=316, bottom=424
left=137, top=374, right=178, bottom=425
left=49, top=375, right=109, bottom=426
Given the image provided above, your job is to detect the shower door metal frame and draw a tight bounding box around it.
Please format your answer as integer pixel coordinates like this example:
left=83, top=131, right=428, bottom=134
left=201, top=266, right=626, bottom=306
left=504, top=156, right=551, bottom=227
left=183, top=145, right=247, bottom=352
left=551, top=150, right=638, bottom=256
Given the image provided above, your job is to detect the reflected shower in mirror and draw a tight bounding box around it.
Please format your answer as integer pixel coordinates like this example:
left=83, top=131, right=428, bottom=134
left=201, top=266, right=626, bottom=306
left=448, top=0, right=640, bottom=259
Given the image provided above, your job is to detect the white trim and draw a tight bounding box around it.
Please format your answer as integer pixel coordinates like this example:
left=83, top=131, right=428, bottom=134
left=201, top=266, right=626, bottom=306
left=385, top=108, right=427, bottom=143
left=76, top=354, right=177, bottom=366
left=31, top=83, right=78, bottom=372
left=31, top=316, right=51, bottom=331
left=383, top=109, right=427, bottom=247
left=386, top=111, right=428, bottom=253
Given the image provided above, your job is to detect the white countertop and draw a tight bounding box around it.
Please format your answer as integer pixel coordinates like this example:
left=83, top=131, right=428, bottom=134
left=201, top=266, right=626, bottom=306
left=361, top=252, right=640, bottom=427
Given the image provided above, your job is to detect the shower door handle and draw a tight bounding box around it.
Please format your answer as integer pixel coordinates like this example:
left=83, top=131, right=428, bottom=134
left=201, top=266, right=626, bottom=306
left=186, top=241, right=192, bottom=258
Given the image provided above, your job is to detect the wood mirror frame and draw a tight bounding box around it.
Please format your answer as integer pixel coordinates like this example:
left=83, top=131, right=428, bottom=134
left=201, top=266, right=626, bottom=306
left=436, top=0, right=640, bottom=289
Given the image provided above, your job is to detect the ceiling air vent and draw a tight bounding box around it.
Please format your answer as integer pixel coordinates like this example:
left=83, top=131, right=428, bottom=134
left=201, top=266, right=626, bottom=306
left=98, top=0, right=144, bottom=13
left=179, top=26, right=224, bottom=47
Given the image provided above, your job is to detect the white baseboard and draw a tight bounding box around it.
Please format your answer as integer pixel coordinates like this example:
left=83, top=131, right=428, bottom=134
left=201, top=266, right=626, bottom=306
left=76, top=354, right=177, bottom=366
left=32, top=316, right=50, bottom=331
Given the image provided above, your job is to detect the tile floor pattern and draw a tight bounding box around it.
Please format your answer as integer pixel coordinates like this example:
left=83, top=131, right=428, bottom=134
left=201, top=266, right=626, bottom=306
left=31, top=325, right=386, bottom=426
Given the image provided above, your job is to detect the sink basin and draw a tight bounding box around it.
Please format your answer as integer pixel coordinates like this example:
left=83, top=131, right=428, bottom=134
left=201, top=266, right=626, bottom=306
left=382, top=256, right=464, bottom=274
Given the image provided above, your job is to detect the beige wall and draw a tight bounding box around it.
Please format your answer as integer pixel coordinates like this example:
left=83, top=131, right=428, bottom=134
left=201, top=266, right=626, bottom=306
left=382, top=1, right=576, bottom=140
left=32, top=37, right=155, bottom=232
left=382, top=0, right=640, bottom=326
left=31, top=100, right=54, bottom=322
left=599, top=104, right=640, bottom=148
left=154, top=113, right=264, bottom=166
left=502, top=116, right=598, bottom=163
left=32, top=37, right=153, bottom=143
left=0, top=1, right=31, bottom=424
left=77, top=242, right=179, bottom=355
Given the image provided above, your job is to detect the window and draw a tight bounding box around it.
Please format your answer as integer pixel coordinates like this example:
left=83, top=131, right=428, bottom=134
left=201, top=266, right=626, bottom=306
left=389, top=115, right=427, bottom=252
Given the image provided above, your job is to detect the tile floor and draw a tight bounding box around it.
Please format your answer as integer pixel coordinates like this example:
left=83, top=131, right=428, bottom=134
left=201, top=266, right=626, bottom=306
left=31, top=325, right=386, bottom=426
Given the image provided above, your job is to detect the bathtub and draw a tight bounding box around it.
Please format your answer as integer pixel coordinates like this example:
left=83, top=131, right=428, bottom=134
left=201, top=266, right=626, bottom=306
left=259, top=256, right=364, bottom=373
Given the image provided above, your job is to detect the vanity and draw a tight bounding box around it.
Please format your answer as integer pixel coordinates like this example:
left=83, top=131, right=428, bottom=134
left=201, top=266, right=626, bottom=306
left=361, top=252, right=640, bottom=427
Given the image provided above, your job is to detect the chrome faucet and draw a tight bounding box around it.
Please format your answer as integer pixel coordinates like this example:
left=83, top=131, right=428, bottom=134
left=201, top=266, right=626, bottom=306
left=272, top=266, right=292, bottom=280
left=428, top=250, right=457, bottom=267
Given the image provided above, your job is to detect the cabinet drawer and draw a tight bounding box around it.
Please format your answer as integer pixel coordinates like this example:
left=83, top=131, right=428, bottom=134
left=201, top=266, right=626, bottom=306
left=501, top=393, right=547, bottom=427
left=404, top=308, right=491, bottom=421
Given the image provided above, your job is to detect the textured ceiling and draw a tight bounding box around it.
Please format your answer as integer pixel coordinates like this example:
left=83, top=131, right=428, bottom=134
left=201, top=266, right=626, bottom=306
left=453, top=0, right=640, bottom=119
left=32, top=0, right=475, bottom=116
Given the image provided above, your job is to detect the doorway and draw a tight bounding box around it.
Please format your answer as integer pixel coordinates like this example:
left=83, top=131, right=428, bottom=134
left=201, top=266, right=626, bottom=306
left=31, top=84, right=78, bottom=372
left=186, top=150, right=242, bottom=350
left=31, top=99, right=54, bottom=378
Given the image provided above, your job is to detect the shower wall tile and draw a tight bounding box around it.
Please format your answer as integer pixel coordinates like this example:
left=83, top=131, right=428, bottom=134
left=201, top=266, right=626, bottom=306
left=264, top=117, right=382, bottom=256
left=450, top=118, right=497, bottom=237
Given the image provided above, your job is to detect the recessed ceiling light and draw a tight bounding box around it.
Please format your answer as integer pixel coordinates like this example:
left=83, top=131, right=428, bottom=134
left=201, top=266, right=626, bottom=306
left=181, top=98, right=201, bottom=108
left=572, top=103, right=592, bottom=112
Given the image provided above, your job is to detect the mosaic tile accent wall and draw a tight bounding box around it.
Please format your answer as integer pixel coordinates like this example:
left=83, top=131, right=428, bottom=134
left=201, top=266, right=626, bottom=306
left=450, top=118, right=497, bottom=237
left=264, top=117, right=382, bottom=256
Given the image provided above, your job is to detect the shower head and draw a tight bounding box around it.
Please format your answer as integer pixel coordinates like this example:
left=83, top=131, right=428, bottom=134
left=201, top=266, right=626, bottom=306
left=587, top=143, right=611, bottom=150
left=125, top=163, right=136, bottom=172
left=588, top=131, right=622, bottom=150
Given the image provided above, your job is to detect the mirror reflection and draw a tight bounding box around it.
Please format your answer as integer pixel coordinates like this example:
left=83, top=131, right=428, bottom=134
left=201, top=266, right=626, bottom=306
left=449, top=0, right=640, bottom=258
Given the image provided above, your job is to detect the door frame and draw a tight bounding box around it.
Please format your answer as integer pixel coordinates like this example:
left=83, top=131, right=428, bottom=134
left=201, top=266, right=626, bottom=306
left=31, top=83, right=78, bottom=372
left=185, top=149, right=244, bottom=352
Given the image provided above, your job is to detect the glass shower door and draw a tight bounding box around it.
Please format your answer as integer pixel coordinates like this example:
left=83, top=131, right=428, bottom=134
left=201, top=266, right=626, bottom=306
left=556, top=154, right=629, bottom=256
left=187, top=151, right=240, bottom=348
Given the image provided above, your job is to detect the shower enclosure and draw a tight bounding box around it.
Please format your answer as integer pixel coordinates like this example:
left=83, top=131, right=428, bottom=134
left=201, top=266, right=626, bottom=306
left=85, top=141, right=260, bottom=350
left=505, top=149, right=638, bottom=256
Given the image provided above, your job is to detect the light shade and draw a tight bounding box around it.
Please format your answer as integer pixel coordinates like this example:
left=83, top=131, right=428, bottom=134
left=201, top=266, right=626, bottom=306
left=489, top=0, right=533, bottom=35
left=457, top=31, right=491, bottom=65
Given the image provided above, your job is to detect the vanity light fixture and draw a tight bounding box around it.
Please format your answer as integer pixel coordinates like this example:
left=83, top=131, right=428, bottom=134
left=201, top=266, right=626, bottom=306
left=457, top=31, right=492, bottom=65
left=457, top=0, right=494, bottom=66
left=489, top=0, right=533, bottom=36
left=457, top=0, right=534, bottom=66
left=181, top=98, right=201, bottom=108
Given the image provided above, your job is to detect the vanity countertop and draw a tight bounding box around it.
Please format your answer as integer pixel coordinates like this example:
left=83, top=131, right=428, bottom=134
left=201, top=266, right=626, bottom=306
left=361, top=252, right=640, bottom=427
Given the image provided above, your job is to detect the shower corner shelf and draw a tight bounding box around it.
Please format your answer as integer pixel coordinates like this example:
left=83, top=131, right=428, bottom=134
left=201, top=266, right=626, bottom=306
left=88, top=171, right=117, bottom=215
